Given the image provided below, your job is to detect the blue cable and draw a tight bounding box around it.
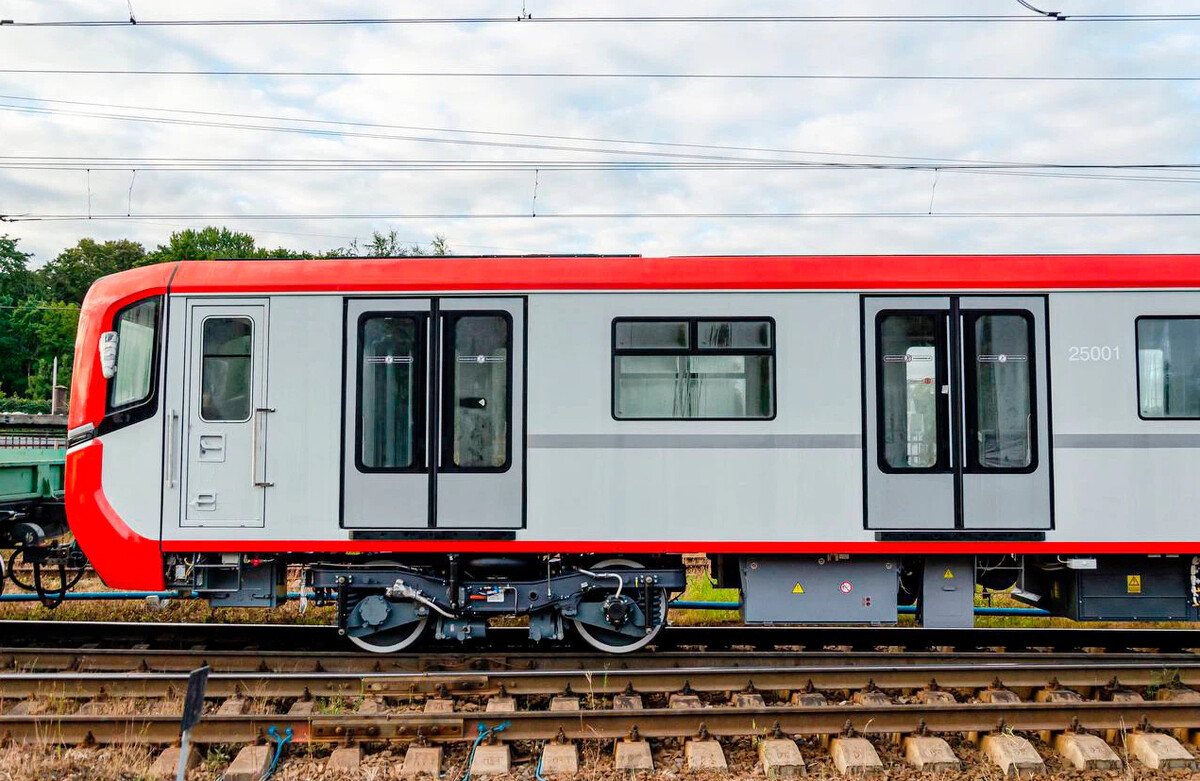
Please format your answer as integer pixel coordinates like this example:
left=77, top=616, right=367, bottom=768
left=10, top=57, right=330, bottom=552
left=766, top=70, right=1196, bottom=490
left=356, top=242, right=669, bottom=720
left=460, top=720, right=511, bottom=781
left=535, top=750, right=547, bottom=781
left=260, top=726, right=293, bottom=781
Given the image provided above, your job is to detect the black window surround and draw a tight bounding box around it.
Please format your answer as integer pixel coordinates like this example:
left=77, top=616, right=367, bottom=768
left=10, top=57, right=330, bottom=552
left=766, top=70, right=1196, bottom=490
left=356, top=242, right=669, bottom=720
left=439, top=310, right=515, bottom=474
left=354, top=311, right=429, bottom=475
left=611, top=316, right=777, bottom=421
left=101, top=295, right=164, bottom=435
left=962, top=309, right=1039, bottom=474
left=1135, top=315, right=1200, bottom=421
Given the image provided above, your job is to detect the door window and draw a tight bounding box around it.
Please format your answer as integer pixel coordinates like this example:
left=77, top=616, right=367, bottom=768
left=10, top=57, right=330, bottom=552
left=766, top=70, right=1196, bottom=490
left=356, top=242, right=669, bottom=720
left=878, top=313, right=943, bottom=470
left=199, top=317, right=253, bottom=422
left=444, top=314, right=511, bottom=470
left=967, top=313, right=1035, bottom=470
left=358, top=315, right=423, bottom=470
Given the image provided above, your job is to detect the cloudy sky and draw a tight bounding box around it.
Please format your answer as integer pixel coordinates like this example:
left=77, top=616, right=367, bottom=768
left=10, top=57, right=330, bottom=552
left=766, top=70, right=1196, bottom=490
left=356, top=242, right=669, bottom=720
left=0, top=0, right=1197, bottom=263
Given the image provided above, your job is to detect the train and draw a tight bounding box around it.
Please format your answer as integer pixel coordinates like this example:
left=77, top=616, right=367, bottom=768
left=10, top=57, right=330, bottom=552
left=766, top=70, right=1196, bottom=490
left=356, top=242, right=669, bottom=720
left=65, top=253, right=1200, bottom=652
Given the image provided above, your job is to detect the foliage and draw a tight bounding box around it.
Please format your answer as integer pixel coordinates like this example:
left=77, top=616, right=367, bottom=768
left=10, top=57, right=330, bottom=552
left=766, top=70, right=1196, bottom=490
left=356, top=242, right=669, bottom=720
left=148, top=226, right=312, bottom=263
left=38, top=239, right=147, bottom=304
left=326, top=230, right=450, bottom=258
left=0, top=397, right=53, bottom=414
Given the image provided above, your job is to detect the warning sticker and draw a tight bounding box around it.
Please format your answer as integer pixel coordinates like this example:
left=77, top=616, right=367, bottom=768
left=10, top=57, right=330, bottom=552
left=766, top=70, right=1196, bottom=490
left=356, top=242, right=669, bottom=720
left=839, top=581, right=854, bottom=594
left=943, top=568, right=955, bottom=579
left=1127, top=574, right=1142, bottom=594
left=792, top=583, right=805, bottom=595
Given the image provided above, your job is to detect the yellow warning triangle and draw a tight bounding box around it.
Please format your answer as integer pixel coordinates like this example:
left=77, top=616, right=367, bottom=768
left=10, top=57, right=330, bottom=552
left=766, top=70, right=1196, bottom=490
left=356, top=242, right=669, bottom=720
left=943, top=569, right=955, bottom=579
left=792, top=582, right=805, bottom=594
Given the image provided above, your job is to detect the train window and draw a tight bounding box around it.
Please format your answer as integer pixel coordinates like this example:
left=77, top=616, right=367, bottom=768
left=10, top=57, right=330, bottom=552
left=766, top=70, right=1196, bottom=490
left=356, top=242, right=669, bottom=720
left=359, top=315, right=423, bottom=470
left=878, top=313, right=941, bottom=469
left=612, top=318, right=775, bottom=419
left=1137, top=317, right=1200, bottom=419
left=108, top=297, right=160, bottom=409
left=966, top=313, right=1035, bottom=470
left=445, top=314, right=511, bottom=470
left=615, top=320, right=688, bottom=349
left=199, top=317, right=253, bottom=422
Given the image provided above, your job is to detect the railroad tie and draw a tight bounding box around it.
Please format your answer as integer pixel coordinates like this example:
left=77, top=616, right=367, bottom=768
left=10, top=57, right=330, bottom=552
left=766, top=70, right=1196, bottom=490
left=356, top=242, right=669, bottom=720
left=223, top=745, right=272, bottom=781
left=327, top=746, right=362, bottom=772
left=614, top=738, right=654, bottom=771
left=1053, top=732, right=1121, bottom=770
left=400, top=745, right=444, bottom=777
left=980, top=733, right=1045, bottom=777
left=902, top=735, right=959, bottom=772
left=758, top=737, right=805, bottom=778
left=147, top=746, right=197, bottom=780
left=685, top=737, right=728, bottom=772
left=828, top=736, right=884, bottom=776
left=469, top=743, right=511, bottom=776
left=1124, top=731, right=1198, bottom=770
left=539, top=742, right=579, bottom=775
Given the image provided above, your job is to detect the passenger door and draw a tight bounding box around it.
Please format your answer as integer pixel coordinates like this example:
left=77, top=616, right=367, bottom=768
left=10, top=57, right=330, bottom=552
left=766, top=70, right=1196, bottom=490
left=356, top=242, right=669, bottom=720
left=863, top=296, right=1051, bottom=531
left=341, top=297, right=525, bottom=530
left=182, top=302, right=269, bottom=527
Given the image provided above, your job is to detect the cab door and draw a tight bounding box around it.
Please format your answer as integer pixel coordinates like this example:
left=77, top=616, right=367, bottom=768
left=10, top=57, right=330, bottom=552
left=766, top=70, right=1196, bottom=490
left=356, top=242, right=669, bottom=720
left=181, top=301, right=268, bottom=527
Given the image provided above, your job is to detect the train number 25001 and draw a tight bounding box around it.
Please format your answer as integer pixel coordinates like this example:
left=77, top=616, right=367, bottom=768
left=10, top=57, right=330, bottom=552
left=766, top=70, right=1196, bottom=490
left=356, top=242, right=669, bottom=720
left=1068, top=345, right=1120, bottom=361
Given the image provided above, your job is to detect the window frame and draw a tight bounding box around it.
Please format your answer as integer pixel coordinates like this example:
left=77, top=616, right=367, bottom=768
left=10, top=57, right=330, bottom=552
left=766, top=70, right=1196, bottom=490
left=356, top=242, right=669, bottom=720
left=354, top=310, right=429, bottom=475
left=439, top=310, right=515, bottom=473
left=873, top=309, right=951, bottom=474
left=1135, top=315, right=1200, bottom=421
left=103, top=295, right=164, bottom=431
left=610, top=316, right=777, bottom=421
left=961, top=309, right=1039, bottom=474
left=197, top=315, right=255, bottom=424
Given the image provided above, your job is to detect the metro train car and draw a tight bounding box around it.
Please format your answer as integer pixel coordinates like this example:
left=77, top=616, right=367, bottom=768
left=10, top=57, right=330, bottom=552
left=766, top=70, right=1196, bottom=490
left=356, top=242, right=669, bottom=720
left=66, top=254, right=1200, bottom=652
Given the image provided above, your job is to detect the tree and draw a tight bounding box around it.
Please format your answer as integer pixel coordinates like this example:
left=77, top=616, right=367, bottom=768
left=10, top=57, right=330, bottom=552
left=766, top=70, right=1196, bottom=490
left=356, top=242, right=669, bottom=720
left=37, top=238, right=147, bottom=304
left=148, top=226, right=308, bottom=263
left=326, top=230, right=451, bottom=258
left=0, top=235, right=37, bottom=301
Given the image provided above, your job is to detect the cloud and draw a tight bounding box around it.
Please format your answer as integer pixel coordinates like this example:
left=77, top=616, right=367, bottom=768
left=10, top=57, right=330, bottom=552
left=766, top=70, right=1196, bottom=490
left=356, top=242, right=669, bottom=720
left=0, top=0, right=1197, bottom=262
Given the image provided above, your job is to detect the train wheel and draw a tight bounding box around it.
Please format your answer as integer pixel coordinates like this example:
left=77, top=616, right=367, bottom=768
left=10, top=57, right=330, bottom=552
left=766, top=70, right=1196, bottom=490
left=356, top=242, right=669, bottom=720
left=344, top=559, right=429, bottom=653
left=346, top=593, right=430, bottom=653
left=572, top=558, right=668, bottom=654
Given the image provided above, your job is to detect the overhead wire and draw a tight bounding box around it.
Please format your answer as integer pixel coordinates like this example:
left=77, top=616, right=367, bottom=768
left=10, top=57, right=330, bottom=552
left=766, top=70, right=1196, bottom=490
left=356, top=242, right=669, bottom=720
left=5, top=211, right=1200, bottom=223
left=2, top=94, right=1190, bottom=172
left=4, top=13, right=1200, bottom=27
left=1, top=68, right=1197, bottom=82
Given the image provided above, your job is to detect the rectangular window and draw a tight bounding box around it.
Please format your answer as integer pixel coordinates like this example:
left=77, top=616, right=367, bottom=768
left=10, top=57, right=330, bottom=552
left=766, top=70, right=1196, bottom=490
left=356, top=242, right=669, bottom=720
left=444, top=313, right=511, bottom=470
left=966, top=312, right=1035, bottom=470
left=199, top=316, right=253, bottom=422
left=1137, top=317, right=1200, bottom=419
left=109, top=297, right=160, bottom=409
left=878, top=312, right=944, bottom=470
left=358, top=314, right=424, bottom=470
left=613, top=318, right=775, bottom=419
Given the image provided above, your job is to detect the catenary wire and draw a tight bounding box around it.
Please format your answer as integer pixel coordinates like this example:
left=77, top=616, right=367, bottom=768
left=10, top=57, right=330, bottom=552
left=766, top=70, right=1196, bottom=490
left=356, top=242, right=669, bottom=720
left=4, top=14, right=1200, bottom=27
left=0, top=94, right=1179, bottom=171
left=5, top=212, right=1200, bottom=223
left=1, top=68, right=1197, bottom=82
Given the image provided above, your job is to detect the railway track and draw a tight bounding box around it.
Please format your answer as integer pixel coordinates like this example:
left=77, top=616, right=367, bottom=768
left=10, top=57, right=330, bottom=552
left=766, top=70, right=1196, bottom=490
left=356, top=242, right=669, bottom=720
left=4, top=630, right=1200, bottom=776
left=5, top=619, right=1200, bottom=652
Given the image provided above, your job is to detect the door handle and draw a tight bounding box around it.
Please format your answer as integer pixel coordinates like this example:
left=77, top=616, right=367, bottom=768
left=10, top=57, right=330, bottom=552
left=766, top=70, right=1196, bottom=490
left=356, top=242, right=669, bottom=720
left=251, top=407, right=275, bottom=488
left=191, top=492, right=217, bottom=510
left=165, top=410, right=179, bottom=487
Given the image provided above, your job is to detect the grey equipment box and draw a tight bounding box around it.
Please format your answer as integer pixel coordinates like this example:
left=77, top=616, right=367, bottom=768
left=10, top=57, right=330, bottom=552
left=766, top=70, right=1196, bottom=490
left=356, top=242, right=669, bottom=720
left=1043, top=556, right=1200, bottom=622
left=740, top=556, right=899, bottom=624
